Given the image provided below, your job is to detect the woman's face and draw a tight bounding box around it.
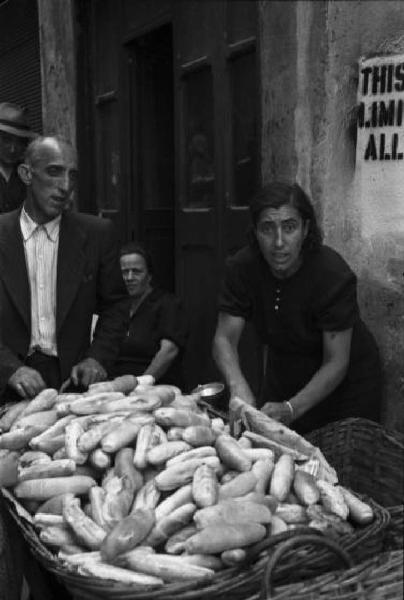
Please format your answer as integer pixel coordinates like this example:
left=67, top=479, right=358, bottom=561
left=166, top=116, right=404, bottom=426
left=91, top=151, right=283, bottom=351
left=120, top=253, right=151, bottom=298
left=255, top=204, right=308, bottom=278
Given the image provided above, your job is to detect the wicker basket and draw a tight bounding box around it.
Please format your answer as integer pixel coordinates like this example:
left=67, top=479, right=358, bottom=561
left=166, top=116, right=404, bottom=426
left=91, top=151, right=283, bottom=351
left=2, top=489, right=390, bottom=600
left=0, top=497, right=23, bottom=600
left=306, top=418, right=404, bottom=507
left=306, top=418, right=404, bottom=561
left=254, top=534, right=403, bottom=600
left=383, top=505, right=404, bottom=552
left=0, top=411, right=394, bottom=599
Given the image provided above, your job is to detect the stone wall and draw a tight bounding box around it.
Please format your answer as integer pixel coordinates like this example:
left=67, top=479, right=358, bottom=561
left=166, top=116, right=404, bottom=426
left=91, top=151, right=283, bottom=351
left=260, top=0, right=404, bottom=431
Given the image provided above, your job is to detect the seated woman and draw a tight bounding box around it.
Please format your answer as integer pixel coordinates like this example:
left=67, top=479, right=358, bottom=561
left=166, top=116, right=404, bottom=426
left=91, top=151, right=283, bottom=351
left=112, top=242, right=188, bottom=386
left=213, top=182, right=382, bottom=434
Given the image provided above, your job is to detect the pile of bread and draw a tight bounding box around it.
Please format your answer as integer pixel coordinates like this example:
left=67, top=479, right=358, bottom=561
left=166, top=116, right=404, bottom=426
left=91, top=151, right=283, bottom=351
left=0, top=376, right=374, bottom=587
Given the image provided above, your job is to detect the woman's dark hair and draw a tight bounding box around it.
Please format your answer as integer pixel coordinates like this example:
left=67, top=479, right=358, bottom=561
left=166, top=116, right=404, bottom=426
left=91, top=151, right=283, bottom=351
left=249, top=182, right=323, bottom=252
left=119, top=242, right=154, bottom=275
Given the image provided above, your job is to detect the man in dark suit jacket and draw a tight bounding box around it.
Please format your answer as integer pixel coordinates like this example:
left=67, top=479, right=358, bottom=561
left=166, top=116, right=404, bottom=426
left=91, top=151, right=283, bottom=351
left=0, top=135, right=129, bottom=400
left=0, top=135, right=129, bottom=600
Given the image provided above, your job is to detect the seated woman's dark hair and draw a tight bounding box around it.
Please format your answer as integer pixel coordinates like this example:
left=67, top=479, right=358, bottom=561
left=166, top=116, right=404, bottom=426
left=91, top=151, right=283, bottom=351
left=249, top=182, right=323, bottom=253
left=120, top=242, right=154, bottom=275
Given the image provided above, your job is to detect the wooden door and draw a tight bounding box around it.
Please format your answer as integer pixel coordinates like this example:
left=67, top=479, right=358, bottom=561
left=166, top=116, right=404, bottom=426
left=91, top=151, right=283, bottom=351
left=76, top=1, right=176, bottom=287
left=127, top=24, right=175, bottom=292
left=222, top=2, right=263, bottom=396
left=76, top=0, right=123, bottom=230
left=76, top=0, right=261, bottom=396
left=174, top=1, right=261, bottom=392
left=175, top=2, right=221, bottom=389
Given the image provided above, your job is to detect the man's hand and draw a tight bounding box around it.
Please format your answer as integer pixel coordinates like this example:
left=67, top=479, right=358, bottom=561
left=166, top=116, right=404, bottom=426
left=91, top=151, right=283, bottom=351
left=70, top=357, right=107, bottom=389
left=261, top=401, right=293, bottom=425
left=8, top=366, right=46, bottom=399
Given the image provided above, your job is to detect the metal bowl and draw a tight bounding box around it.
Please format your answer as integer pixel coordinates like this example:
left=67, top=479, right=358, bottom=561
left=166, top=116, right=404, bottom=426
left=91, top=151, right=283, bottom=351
left=192, top=381, right=225, bottom=400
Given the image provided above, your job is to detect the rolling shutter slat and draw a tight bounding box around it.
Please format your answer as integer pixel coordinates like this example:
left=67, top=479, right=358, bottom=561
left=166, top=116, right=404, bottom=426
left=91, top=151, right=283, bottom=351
left=0, top=0, right=42, bottom=133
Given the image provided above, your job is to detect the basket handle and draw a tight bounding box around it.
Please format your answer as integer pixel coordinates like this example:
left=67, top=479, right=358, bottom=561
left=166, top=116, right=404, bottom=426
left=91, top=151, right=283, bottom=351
left=259, top=533, right=354, bottom=600
left=242, top=526, right=322, bottom=566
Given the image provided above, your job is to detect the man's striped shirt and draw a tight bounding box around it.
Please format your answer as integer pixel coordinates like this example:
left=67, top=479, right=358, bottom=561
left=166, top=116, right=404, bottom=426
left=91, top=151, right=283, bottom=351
left=20, top=207, right=60, bottom=356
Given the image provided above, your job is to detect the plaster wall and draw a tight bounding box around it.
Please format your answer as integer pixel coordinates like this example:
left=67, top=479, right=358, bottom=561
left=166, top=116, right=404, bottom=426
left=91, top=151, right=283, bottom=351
left=260, top=0, right=404, bottom=431
left=37, top=0, right=76, bottom=144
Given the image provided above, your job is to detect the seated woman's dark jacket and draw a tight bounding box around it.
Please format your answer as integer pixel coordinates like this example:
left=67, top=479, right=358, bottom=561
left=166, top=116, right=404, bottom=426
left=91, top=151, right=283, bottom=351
left=219, top=244, right=382, bottom=432
left=112, top=288, right=188, bottom=386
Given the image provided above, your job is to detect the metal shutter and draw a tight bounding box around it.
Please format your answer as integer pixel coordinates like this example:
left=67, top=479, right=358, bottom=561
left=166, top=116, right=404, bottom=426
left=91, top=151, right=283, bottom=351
left=0, top=0, right=42, bottom=133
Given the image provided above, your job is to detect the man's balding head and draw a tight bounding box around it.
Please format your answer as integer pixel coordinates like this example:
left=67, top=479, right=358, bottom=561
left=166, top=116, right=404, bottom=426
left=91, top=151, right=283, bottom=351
left=24, top=136, right=77, bottom=168
left=18, top=135, right=78, bottom=224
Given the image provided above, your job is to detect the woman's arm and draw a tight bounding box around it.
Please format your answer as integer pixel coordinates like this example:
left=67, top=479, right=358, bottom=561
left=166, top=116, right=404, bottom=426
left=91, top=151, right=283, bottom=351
left=143, top=338, right=179, bottom=381
left=262, top=328, right=352, bottom=422
left=212, top=312, right=256, bottom=406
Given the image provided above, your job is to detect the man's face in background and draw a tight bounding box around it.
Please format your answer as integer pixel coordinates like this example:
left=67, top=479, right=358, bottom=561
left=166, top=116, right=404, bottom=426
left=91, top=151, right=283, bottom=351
left=0, top=130, right=27, bottom=168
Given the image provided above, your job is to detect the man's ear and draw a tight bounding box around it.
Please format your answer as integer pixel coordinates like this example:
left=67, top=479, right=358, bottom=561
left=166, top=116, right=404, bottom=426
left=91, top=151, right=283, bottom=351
left=17, top=163, right=32, bottom=185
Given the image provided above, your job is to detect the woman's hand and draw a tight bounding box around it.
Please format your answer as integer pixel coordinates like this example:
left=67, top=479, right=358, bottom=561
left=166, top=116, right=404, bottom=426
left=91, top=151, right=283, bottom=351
left=261, top=401, right=293, bottom=425
left=281, top=329, right=352, bottom=421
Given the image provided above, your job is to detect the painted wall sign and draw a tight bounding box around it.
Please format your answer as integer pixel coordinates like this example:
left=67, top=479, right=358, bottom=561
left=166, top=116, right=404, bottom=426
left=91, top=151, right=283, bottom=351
left=355, top=54, right=404, bottom=238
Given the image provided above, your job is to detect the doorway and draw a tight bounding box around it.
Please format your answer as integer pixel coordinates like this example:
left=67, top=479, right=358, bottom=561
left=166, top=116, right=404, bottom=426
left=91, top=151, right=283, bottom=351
left=128, top=24, right=175, bottom=292
left=78, top=0, right=261, bottom=394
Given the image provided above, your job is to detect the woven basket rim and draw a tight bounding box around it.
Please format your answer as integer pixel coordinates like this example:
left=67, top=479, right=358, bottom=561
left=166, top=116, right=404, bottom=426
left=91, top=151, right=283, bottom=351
left=2, top=488, right=391, bottom=600
left=306, top=418, right=404, bottom=508
left=307, top=417, right=404, bottom=448
left=260, top=548, right=403, bottom=600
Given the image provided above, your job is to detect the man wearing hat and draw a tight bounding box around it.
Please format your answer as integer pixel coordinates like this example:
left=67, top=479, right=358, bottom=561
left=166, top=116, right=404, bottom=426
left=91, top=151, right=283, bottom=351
left=0, top=102, right=36, bottom=214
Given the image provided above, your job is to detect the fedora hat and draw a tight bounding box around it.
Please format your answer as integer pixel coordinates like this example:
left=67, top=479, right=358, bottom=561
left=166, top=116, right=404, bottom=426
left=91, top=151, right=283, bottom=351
left=0, top=102, right=36, bottom=139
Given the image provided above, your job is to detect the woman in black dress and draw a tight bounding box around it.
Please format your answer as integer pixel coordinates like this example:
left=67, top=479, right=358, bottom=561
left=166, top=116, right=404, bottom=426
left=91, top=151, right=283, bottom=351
left=213, top=182, right=382, bottom=434
left=112, top=243, right=188, bottom=386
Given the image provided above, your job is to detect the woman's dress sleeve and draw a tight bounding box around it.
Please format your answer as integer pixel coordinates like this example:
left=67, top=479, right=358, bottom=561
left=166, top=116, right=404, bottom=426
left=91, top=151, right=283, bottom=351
left=218, top=254, right=253, bottom=320
left=158, top=294, right=189, bottom=350
left=312, top=254, right=359, bottom=331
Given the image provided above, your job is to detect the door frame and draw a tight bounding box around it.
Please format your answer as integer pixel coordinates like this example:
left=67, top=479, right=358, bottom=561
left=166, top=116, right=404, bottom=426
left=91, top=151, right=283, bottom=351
left=121, top=13, right=173, bottom=244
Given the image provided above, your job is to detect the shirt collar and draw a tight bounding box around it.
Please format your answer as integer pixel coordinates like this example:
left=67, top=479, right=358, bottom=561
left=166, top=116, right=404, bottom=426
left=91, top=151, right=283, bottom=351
left=20, top=207, right=61, bottom=242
